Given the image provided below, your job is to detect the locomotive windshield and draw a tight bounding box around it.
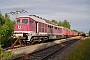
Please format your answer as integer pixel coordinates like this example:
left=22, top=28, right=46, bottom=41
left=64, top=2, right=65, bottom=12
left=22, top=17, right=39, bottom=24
left=22, top=19, right=28, bottom=24
left=17, top=19, right=20, bottom=24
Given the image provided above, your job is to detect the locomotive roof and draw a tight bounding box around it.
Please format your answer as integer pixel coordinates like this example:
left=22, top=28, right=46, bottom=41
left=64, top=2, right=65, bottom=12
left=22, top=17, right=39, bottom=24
left=29, top=15, right=59, bottom=26
left=18, top=15, right=66, bottom=29
left=29, top=15, right=46, bottom=23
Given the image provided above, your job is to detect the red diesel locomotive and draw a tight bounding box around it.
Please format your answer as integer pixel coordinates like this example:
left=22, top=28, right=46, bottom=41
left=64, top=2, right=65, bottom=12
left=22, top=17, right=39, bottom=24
left=13, top=15, right=78, bottom=44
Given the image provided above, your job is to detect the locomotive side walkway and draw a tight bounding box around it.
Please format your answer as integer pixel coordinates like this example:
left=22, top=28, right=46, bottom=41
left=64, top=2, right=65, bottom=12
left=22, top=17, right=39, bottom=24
left=8, top=36, right=81, bottom=55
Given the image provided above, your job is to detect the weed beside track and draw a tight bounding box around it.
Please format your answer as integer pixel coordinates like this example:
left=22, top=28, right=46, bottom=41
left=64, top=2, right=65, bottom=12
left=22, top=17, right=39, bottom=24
left=65, top=37, right=90, bottom=60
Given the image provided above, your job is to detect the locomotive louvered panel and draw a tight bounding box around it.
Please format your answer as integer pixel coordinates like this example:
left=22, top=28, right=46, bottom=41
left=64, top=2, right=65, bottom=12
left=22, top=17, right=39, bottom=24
left=39, top=27, right=41, bottom=32
left=41, top=23, right=44, bottom=27
left=59, top=28, right=62, bottom=33
left=45, top=29, right=47, bottom=33
left=42, top=28, right=44, bottom=32
left=39, top=22, right=41, bottom=27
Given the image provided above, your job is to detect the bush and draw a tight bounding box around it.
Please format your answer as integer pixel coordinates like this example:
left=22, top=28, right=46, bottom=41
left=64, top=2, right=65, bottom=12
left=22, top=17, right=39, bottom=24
left=65, top=37, right=90, bottom=60
left=0, top=12, right=14, bottom=45
left=0, top=45, right=14, bottom=59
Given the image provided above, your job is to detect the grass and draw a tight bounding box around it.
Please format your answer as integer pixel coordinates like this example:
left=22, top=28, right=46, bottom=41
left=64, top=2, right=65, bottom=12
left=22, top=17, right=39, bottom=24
left=65, top=37, right=90, bottom=60
left=0, top=45, right=14, bottom=60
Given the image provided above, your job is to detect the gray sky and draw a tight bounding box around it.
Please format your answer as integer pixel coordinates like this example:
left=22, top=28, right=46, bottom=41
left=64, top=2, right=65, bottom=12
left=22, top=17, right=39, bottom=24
left=0, top=0, right=90, bottom=33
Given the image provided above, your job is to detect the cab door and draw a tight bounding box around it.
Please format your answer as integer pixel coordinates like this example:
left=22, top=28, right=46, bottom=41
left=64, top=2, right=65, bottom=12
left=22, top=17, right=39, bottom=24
left=36, top=22, right=38, bottom=33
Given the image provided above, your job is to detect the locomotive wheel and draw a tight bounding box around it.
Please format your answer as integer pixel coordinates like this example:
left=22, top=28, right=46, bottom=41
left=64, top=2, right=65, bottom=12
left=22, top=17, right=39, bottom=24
left=30, top=40, right=35, bottom=44
left=30, top=38, right=35, bottom=44
left=31, top=41, right=35, bottom=44
left=40, top=38, right=44, bottom=43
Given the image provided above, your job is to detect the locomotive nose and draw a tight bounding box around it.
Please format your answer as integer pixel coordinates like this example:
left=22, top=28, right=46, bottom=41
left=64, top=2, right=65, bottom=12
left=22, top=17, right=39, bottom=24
left=14, top=24, right=28, bottom=31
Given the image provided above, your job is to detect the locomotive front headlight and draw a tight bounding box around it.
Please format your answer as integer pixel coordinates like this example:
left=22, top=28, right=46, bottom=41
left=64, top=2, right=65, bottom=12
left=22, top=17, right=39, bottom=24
left=18, top=26, right=21, bottom=29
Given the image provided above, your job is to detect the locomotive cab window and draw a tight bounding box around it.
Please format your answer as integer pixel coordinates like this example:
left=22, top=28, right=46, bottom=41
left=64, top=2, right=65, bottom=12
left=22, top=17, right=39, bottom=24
left=16, top=19, right=20, bottom=24
left=30, top=20, right=34, bottom=24
left=22, top=19, right=28, bottom=24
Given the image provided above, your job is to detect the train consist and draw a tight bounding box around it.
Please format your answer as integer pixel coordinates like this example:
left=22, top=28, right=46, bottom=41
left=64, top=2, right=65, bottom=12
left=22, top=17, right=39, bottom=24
left=13, top=15, right=78, bottom=44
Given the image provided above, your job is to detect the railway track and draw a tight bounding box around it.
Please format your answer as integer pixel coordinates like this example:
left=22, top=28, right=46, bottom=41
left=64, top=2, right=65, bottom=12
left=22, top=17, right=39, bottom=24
left=5, top=39, right=79, bottom=60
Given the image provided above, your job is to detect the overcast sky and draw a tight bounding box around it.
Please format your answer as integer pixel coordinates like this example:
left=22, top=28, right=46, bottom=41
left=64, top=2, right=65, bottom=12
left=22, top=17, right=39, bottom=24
left=0, top=0, right=90, bottom=33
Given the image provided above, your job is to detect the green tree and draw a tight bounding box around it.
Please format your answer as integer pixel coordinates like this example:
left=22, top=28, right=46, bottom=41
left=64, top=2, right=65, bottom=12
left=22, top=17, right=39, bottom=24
left=51, top=19, right=58, bottom=24
left=58, top=21, right=62, bottom=26
left=0, top=13, right=14, bottom=44
left=89, top=31, right=90, bottom=36
left=0, top=12, right=5, bottom=26
left=51, top=19, right=71, bottom=29
left=62, top=20, right=70, bottom=29
left=73, top=29, right=78, bottom=32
